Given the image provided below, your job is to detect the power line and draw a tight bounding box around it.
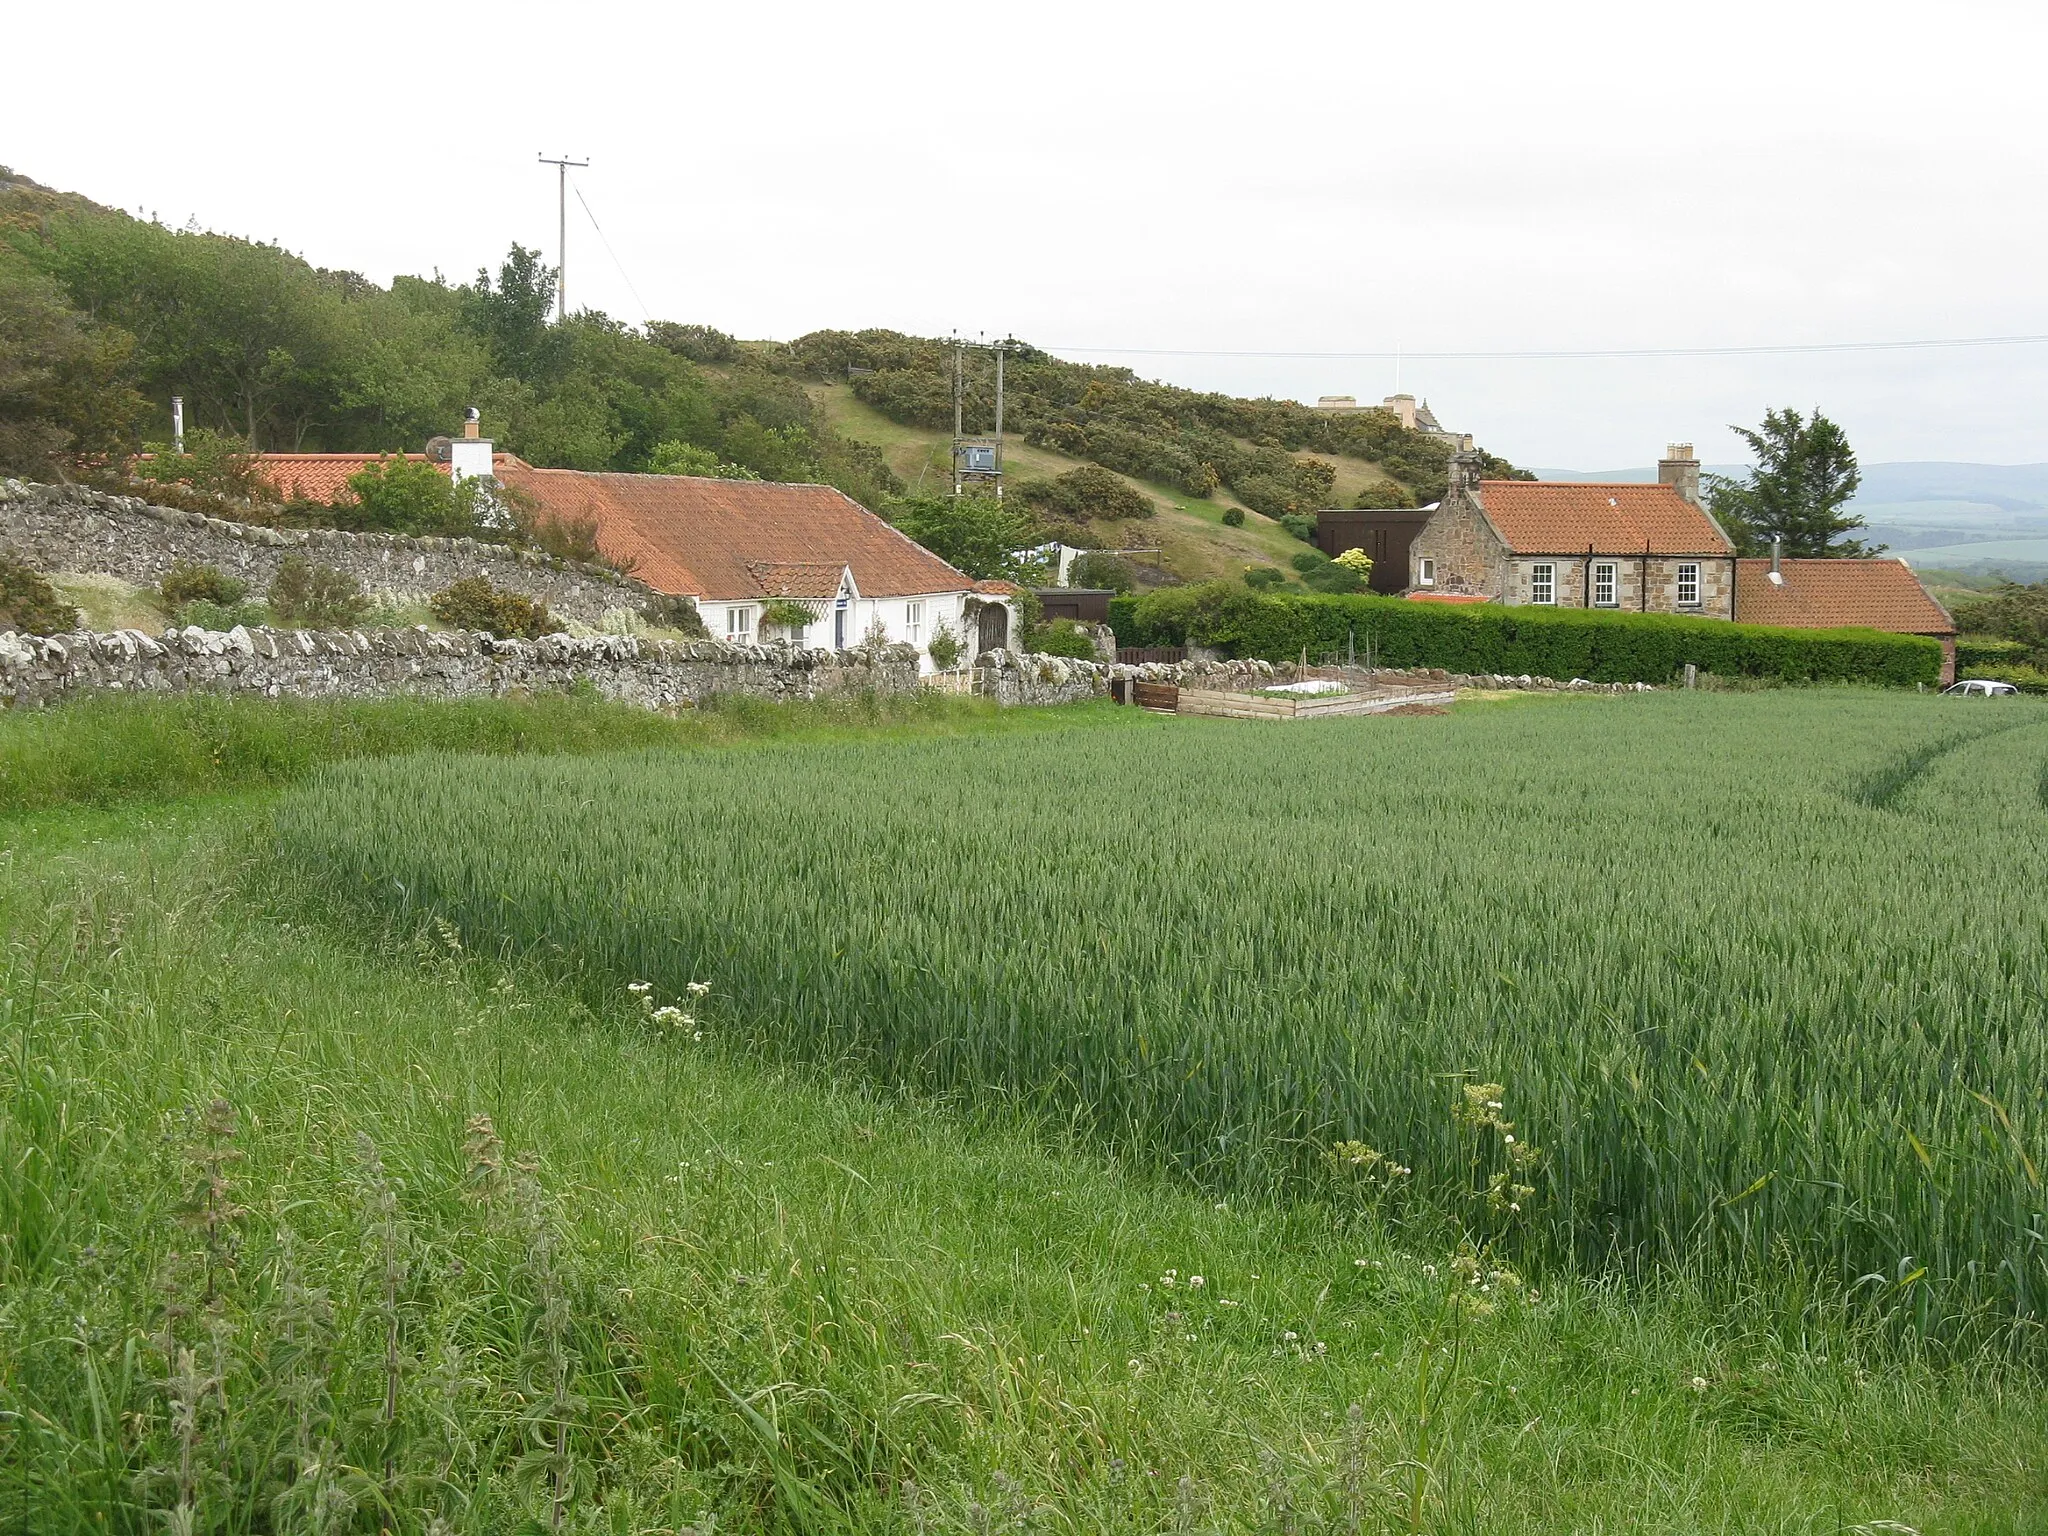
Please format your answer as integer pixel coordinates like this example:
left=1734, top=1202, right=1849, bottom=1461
left=1036, top=333, right=2048, bottom=362
left=568, top=176, right=653, bottom=326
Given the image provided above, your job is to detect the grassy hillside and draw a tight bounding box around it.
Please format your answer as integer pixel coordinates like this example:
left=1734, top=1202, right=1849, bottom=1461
left=2, top=694, right=2043, bottom=1532
left=811, top=383, right=1352, bottom=585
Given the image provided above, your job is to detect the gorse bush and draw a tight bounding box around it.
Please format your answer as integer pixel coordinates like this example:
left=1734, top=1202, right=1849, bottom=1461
left=1017, top=464, right=1154, bottom=523
left=271, top=692, right=2048, bottom=1332
left=158, top=560, right=246, bottom=611
left=0, top=555, right=80, bottom=633
left=428, top=576, right=555, bottom=639
left=1111, top=583, right=1941, bottom=685
left=267, top=556, right=368, bottom=627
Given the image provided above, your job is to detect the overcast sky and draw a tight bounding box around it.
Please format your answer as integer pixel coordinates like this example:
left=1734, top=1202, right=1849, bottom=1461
left=13, top=0, right=2048, bottom=469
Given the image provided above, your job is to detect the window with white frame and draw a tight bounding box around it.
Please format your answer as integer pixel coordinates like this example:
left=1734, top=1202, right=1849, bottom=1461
left=1529, top=563, right=1556, bottom=605
left=1676, top=562, right=1701, bottom=607
left=725, top=605, right=755, bottom=642
left=905, top=600, right=924, bottom=644
left=1417, top=557, right=1436, bottom=587
left=1592, top=561, right=1617, bottom=606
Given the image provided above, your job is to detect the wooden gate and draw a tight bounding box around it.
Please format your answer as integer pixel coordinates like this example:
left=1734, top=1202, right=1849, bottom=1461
left=1132, top=681, right=1180, bottom=713
left=977, top=604, right=1009, bottom=654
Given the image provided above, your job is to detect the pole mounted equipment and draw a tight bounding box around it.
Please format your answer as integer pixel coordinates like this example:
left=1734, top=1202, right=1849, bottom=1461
left=537, top=153, right=590, bottom=321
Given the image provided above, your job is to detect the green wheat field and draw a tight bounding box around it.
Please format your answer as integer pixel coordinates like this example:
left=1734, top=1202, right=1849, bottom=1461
left=5, top=690, right=2048, bottom=1533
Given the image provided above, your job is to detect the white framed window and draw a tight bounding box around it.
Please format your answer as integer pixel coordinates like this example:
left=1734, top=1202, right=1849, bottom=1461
left=725, top=605, right=755, bottom=642
left=1592, top=561, right=1617, bottom=606
left=905, top=600, right=924, bottom=643
left=1417, top=557, right=1436, bottom=587
left=1676, top=562, right=1701, bottom=607
left=1529, top=563, right=1556, bottom=605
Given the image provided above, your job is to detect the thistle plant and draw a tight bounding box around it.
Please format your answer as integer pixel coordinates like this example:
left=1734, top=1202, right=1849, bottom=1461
left=353, top=1132, right=411, bottom=1504
left=267, top=1229, right=356, bottom=1534
left=508, top=1150, right=584, bottom=1534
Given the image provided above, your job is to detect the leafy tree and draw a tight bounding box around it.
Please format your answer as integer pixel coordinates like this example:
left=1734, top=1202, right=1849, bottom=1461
left=132, top=426, right=273, bottom=500
left=1068, top=550, right=1135, bottom=593
left=888, top=494, right=1044, bottom=581
left=646, top=322, right=738, bottom=364
left=460, top=245, right=562, bottom=384
left=342, top=457, right=485, bottom=536
left=1706, top=407, right=1875, bottom=556
left=1948, top=581, right=2048, bottom=662
left=647, top=439, right=760, bottom=480
left=0, top=249, right=143, bottom=475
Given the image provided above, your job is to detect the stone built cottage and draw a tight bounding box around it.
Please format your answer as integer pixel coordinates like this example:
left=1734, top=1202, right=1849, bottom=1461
left=1409, top=445, right=1737, bottom=617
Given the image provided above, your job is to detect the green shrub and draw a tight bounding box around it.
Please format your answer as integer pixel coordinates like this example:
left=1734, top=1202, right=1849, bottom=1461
left=1069, top=550, right=1135, bottom=593
left=1300, top=561, right=1367, bottom=595
left=1029, top=618, right=1101, bottom=659
left=1244, top=566, right=1287, bottom=591
left=1955, top=636, right=2032, bottom=671
left=646, top=439, right=760, bottom=480
left=0, top=557, right=80, bottom=634
left=158, top=561, right=246, bottom=611
left=342, top=456, right=487, bottom=536
left=645, top=321, right=739, bottom=363
left=640, top=592, right=707, bottom=637
left=132, top=427, right=273, bottom=502
left=926, top=621, right=963, bottom=669
left=1120, top=583, right=1941, bottom=686
left=176, top=597, right=268, bottom=631
left=1018, top=465, right=1154, bottom=522
left=1353, top=478, right=1417, bottom=509
left=268, top=556, right=368, bottom=628
left=758, top=599, right=816, bottom=639
left=1279, top=513, right=1315, bottom=543
left=1221, top=507, right=1245, bottom=528
left=1291, top=550, right=1330, bottom=573
left=429, top=576, right=556, bottom=639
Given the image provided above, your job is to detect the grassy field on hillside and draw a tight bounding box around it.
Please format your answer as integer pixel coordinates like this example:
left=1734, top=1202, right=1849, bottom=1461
left=809, top=385, right=1333, bottom=583
left=2, top=695, right=2045, bottom=1532
left=275, top=692, right=2048, bottom=1335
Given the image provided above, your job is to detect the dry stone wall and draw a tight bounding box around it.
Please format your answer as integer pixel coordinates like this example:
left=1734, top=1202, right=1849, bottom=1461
left=0, top=624, right=918, bottom=711
left=0, top=479, right=651, bottom=627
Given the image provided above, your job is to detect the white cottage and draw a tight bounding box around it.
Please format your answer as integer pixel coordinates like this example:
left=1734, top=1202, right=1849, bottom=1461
left=493, top=466, right=1017, bottom=670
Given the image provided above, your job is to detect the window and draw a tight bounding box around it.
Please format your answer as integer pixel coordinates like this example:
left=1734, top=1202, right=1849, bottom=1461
left=1417, top=557, right=1436, bottom=587
left=725, top=605, right=754, bottom=642
left=1676, top=562, right=1700, bottom=607
left=1529, top=563, right=1555, bottom=605
left=1592, top=561, right=1617, bottom=606
left=905, top=600, right=924, bottom=644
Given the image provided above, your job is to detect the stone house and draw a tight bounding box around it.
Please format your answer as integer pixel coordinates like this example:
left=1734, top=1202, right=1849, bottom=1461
left=1735, top=550, right=1958, bottom=684
left=1408, top=445, right=1736, bottom=618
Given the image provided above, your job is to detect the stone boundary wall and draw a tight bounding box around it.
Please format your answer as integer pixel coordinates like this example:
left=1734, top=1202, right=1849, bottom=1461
left=974, top=650, right=1657, bottom=707
left=0, top=479, right=652, bottom=627
left=0, top=624, right=918, bottom=711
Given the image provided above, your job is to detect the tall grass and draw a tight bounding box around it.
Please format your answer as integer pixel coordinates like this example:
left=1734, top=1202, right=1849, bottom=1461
left=274, top=691, right=2048, bottom=1333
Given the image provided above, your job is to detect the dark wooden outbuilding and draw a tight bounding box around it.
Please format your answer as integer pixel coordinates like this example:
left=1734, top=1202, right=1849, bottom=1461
left=1314, top=509, right=1433, bottom=593
left=1034, top=588, right=1116, bottom=624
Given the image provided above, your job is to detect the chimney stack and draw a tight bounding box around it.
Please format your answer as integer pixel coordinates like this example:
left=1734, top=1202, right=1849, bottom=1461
left=1657, top=442, right=1701, bottom=506
left=1445, top=449, right=1484, bottom=500
left=171, top=395, right=185, bottom=456
left=449, top=407, right=494, bottom=484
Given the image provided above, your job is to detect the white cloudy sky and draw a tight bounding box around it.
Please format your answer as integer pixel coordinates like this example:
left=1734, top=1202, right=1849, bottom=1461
left=13, top=0, right=2048, bottom=468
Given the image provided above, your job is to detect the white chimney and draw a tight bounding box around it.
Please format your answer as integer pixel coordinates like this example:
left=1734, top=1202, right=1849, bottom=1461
left=171, top=395, right=185, bottom=455
left=449, top=407, right=493, bottom=483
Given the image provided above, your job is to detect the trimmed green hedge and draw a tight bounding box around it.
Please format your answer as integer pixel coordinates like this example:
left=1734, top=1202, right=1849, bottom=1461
left=1109, top=585, right=1941, bottom=686
left=1956, top=663, right=2048, bottom=694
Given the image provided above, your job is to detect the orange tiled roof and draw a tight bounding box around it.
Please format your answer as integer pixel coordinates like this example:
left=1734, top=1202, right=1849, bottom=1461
left=494, top=468, right=975, bottom=600
left=1475, top=481, right=1732, bottom=556
left=970, top=578, right=1022, bottom=596
left=241, top=452, right=528, bottom=503
left=1734, top=558, right=1954, bottom=636
left=746, top=561, right=847, bottom=598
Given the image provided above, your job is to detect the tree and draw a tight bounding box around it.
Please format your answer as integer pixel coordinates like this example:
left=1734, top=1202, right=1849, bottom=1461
left=1706, top=407, right=1875, bottom=556
left=1948, top=581, right=2048, bottom=662
left=459, top=245, right=563, bottom=384
left=341, top=457, right=486, bottom=535
left=647, top=440, right=759, bottom=479
left=0, top=248, right=143, bottom=476
left=888, top=494, right=1044, bottom=581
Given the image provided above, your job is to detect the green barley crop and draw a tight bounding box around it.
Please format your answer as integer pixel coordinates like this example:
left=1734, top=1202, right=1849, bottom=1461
left=273, top=691, right=2048, bottom=1331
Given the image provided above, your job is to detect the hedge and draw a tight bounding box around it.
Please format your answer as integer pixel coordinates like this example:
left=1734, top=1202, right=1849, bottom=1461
left=1109, top=585, right=1941, bottom=687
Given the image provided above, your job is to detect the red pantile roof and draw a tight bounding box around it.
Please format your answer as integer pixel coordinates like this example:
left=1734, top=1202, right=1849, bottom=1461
left=256, top=453, right=431, bottom=502
left=746, top=561, right=847, bottom=598
left=1734, top=558, right=1954, bottom=635
left=494, top=468, right=975, bottom=600
left=1475, top=481, right=1732, bottom=556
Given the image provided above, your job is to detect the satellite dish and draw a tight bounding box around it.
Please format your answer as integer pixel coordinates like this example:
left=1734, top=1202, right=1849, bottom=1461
left=425, top=435, right=454, bottom=463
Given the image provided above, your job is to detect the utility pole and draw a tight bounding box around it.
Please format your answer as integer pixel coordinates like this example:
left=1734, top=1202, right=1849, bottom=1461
left=993, top=339, right=1005, bottom=501
left=952, top=335, right=964, bottom=498
left=537, top=153, right=589, bottom=321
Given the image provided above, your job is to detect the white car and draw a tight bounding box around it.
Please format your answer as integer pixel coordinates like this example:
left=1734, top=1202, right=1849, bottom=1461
left=1942, top=679, right=2021, bottom=697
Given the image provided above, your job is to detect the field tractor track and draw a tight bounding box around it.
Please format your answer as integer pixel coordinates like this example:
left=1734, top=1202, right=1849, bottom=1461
left=1851, top=717, right=2043, bottom=811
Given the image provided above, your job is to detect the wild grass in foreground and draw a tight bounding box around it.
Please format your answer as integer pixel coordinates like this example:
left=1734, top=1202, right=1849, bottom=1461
left=2, top=805, right=2043, bottom=1532
left=0, top=689, right=1106, bottom=815
left=272, top=691, right=2048, bottom=1335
